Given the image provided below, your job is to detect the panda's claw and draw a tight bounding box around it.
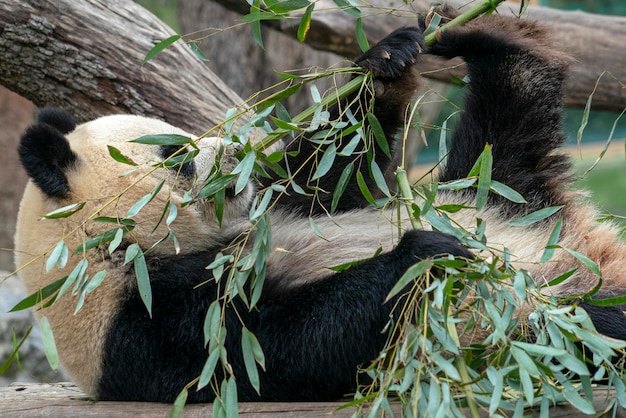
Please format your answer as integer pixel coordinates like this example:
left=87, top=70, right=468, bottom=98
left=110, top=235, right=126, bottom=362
left=355, top=26, right=424, bottom=79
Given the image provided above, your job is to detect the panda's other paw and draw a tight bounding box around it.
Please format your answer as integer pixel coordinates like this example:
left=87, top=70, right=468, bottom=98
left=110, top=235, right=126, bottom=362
left=418, top=4, right=458, bottom=33
left=355, top=27, right=424, bottom=79
left=396, top=230, right=473, bottom=261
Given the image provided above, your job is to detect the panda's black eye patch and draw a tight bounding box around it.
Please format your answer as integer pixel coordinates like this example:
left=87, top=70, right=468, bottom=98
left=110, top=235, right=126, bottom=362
left=159, top=145, right=196, bottom=177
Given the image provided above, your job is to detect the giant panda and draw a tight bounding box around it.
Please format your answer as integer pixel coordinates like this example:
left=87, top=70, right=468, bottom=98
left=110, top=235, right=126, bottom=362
left=14, top=9, right=626, bottom=403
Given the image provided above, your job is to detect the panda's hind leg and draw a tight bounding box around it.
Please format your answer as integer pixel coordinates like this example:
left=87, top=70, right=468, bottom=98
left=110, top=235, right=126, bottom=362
left=432, top=11, right=573, bottom=213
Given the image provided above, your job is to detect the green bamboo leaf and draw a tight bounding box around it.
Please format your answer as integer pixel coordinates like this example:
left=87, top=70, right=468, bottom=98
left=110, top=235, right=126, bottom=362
left=131, top=134, right=191, bottom=146
left=355, top=17, right=369, bottom=52
left=75, top=227, right=133, bottom=254
left=331, top=162, right=354, bottom=213
left=333, top=0, right=361, bottom=17
left=562, top=246, right=602, bottom=278
left=225, top=377, right=238, bottom=418
left=541, top=216, right=563, bottom=263
left=486, top=367, right=503, bottom=416
left=509, top=206, right=563, bottom=227
left=84, top=270, right=107, bottom=294
left=126, top=193, right=153, bottom=219
left=586, top=294, right=626, bottom=307
left=251, top=1, right=265, bottom=50
left=233, top=151, right=256, bottom=195
left=42, top=202, right=86, bottom=219
left=107, top=145, right=138, bottom=166
left=187, top=41, right=208, bottom=62
left=10, top=277, right=67, bottom=312
left=215, top=187, right=226, bottom=226
left=198, top=348, right=220, bottom=390
left=203, top=300, right=222, bottom=347
left=40, top=317, right=59, bottom=370
left=242, top=327, right=261, bottom=394
left=169, top=387, right=188, bottom=418
left=297, top=4, right=314, bottom=42
left=311, top=142, right=336, bottom=180
left=308, top=216, right=326, bottom=240
left=431, top=352, right=461, bottom=381
left=370, top=160, right=390, bottom=198
left=0, top=327, right=31, bottom=374
left=489, top=180, right=527, bottom=204
left=127, top=244, right=152, bottom=316
left=385, top=260, right=432, bottom=303
left=519, top=367, right=534, bottom=404
left=46, top=241, right=68, bottom=272
left=197, top=174, right=236, bottom=199
left=267, top=0, right=310, bottom=13
left=475, top=144, right=492, bottom=210
left=356, top=170, right=376, bottom=205
left=249, top=189, right=273, bottom=221
left=555, top=353, right=590, bottom=376
left=144, top=34, right=181, bottom=63
left=366, top=113, right=390, bottom=158
left=562, top=386, right=595, bottom=414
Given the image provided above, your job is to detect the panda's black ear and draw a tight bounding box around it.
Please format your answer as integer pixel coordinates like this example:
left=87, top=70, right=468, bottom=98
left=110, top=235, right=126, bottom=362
left=18, top=123, right=78, bottom=198
left=36, top=107, right=78, bottom=135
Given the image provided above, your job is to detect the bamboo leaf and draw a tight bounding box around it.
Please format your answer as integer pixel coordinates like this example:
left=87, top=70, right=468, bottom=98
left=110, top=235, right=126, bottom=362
left=356, top=170, right=376, bottom=205
left=367, top=112, right=390, bottom=158
left=42, top=202, right=86, bottom=219
left=169, top=387, right=189, bottom=418
left=385, top=260, right=432, bottom=303
left=234, top=151, right=257, bottom=195
left=10, top=277, right=67, bottom=312
left=331, top=162, right=354, bottom=213
left=311, top=142, right=336, bottom=180
left=508, top=206, right=562, bottom=227
left=131, top=133, right=191, bottom=146
left=370, top=160, right=390, bottom=198
left=127, top=244, right=152, bottom=317
left=242, top=327, right=261, bottom=394
left=355, top=17, right=369, bottom=52
left=475, top=144, right=492, bottom=210
left=40, top=317, right=59, bottom=370
left=489, top=181, right=527, bottom=204
left=144, top=34, right=181, bottom=63
left=198, top=348, right=220, bottom=390
left=297, top=4, right=314, bottom=42
left=46, top=241, right=68, bottom=272
left=107, top=145, right=138, bottom=166
left=541, top=216, right=563, bottom=263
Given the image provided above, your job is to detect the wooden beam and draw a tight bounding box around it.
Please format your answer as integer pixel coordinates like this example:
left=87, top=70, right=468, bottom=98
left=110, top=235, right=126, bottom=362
left=1, top=383, right=624, bottom=417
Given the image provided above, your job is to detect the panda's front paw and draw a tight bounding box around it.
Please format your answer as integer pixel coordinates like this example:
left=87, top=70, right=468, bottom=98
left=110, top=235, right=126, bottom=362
left=355, top=27, right=424, bottom=79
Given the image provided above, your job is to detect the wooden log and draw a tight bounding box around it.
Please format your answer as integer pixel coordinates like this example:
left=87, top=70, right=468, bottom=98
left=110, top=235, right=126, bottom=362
left=1, top=383, right=624, bottom=417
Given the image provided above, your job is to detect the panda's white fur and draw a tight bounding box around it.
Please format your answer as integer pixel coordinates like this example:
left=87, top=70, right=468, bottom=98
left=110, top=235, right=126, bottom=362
left=14, top=12, right=626, bottom=403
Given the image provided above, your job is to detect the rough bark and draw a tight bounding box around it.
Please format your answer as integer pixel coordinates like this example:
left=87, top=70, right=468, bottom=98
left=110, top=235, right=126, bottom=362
left=0, top=0, right=244, bottom=133
left=213, top=0, right=626, bottom=113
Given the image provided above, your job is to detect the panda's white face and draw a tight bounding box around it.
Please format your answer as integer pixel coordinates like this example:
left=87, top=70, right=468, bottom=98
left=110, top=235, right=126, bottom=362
left=17, top=115, right=255, bottom=267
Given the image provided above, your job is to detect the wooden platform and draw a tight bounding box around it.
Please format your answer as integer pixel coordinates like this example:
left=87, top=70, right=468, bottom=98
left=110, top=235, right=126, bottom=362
left=1, top=382, right=625, bottom=417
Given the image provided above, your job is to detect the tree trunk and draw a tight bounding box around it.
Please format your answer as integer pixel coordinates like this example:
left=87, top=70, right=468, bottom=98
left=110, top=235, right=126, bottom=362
left=0, top=0, right=244, bottom=133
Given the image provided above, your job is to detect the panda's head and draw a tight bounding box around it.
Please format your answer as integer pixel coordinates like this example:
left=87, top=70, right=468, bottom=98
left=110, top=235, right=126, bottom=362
left=16, top=109, right=254, bottom=272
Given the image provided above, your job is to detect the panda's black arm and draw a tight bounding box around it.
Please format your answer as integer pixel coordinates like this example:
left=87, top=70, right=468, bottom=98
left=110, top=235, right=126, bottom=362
left=232, top=230, right=473, bottom=401
left=431, top=12, right=573, bottom=214
left=262, top=27, right=423, bottom=215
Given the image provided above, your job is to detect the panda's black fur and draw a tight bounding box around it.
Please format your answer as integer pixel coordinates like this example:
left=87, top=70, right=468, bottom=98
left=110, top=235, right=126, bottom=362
left=15, top=9, right=626, bottom=403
